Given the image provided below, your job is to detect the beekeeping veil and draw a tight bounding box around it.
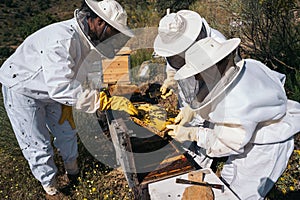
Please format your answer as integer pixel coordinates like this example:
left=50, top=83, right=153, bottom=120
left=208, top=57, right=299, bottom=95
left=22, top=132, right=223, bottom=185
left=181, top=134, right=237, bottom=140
left=75, top=0, right=133, bottom=58
left=174, top=37, right=244, bottom=110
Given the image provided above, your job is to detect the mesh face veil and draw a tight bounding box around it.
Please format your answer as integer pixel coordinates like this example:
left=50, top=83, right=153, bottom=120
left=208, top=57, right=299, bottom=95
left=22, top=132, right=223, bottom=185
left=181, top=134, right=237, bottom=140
left=174, top=37, right=243, bottom=110
left=178, top=61, right=243, bottom=110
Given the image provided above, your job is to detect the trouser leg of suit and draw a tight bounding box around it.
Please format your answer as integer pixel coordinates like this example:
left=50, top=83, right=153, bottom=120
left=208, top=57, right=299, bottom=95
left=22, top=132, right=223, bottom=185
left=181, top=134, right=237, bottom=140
left=46, top=101, right=78, bottom=175
left=2, top=85, right=78, bottom=188
left=221, top=138, right=294, bottom=200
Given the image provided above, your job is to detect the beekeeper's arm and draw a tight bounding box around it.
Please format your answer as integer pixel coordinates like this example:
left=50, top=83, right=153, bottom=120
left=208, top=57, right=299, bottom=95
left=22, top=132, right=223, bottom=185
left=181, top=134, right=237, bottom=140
left=160, top=63, right=177, bottom=99
left=42, top=38, right=83, bottom=106
left=42, top=38, right=83, bottom=129
left=167, top=121, right=255, bottom=157
left=196, top=122, right=255, bottom=157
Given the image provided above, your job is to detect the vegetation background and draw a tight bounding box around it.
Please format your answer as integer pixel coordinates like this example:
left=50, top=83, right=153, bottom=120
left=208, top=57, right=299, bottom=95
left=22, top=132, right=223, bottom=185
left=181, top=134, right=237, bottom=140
left=0, top=0, right=299, bottom=199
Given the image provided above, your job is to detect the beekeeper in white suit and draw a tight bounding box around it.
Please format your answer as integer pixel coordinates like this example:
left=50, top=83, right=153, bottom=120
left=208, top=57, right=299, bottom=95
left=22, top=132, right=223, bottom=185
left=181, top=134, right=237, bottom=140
left=154, top=9, right=228, bottom=168
left=0, top=0, right=137, bottom=198
left=154, top=9, right=226, bottom=101
left=167, top=37, right=300, bottom=199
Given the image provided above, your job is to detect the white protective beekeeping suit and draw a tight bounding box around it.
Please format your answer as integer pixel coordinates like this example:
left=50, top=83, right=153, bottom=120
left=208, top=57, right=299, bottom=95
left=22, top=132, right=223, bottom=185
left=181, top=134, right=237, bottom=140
left=154, top=9, right=228, bottom=168
left=0, top=0, right=133, bottom=195
left=156, top=10, right=227, bottom=104
left=172, top=37, right=300, bottom=199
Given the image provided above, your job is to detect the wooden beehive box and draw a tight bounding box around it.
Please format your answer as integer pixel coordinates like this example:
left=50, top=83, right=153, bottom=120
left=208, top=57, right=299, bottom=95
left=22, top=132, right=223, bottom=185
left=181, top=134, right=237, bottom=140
left=96, top=82, right=199, bottom=199
left=105, top=110, right=198, bottom=200
left=102, top=48, right=132, bottom=84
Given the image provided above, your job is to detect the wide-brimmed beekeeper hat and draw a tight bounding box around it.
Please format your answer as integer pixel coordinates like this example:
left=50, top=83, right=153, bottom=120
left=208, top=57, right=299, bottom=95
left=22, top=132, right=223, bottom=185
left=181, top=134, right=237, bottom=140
left=85, top=0, right=134, bottom=37
left=154, top=10, right=202, bottom=57
left=175, top=37, right=241, bottom=80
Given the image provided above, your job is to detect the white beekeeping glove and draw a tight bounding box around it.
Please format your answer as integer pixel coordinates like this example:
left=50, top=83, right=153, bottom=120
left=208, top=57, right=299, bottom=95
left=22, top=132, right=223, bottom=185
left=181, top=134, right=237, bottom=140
left=166, top=124, right=199, bottom=142
left=174, top=105, right=196, bottom=125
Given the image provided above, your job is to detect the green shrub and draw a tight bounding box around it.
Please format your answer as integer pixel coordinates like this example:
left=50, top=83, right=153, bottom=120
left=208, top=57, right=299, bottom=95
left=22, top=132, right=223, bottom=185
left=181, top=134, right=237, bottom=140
left=17, top=13, right=57, bottom=38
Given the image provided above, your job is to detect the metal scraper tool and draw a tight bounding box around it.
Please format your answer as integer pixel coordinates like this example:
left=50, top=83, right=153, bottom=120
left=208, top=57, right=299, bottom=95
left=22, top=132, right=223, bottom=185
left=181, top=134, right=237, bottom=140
left=176, top=178, right=225, bottom=193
